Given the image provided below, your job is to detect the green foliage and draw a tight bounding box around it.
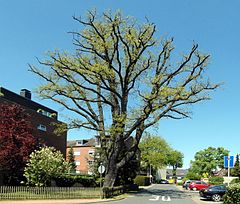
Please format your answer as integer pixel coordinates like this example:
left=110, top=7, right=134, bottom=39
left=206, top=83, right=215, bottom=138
left=177, top=181, right=183, bottom=186
left=231, top=154, right=240, bottom=177
left=188, top=147, right=229, bottom=177
left=67, top=146, right=76, bottom=173
left=185, top=171, right=201, bottom=180
left=139, top=133, right=171, bottom=169
left=230, top=178, right=240, bottom=184
left=209, top=176, right=224, bottom=185
left=54, top=174, right=96, bottom=187
left=24, top=147, right=69, bottom=187
left=223, top=184, right=240, bottom=204
left=134, top=175, right=150, bottom=186
left=167, top=150, right=184, bottom=169
left=167, top=149, right=183, bottom=182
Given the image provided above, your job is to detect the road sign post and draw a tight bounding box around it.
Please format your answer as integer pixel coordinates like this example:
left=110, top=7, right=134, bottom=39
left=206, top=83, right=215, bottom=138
left=224, top=155, right=234, bottom=185
left=98, top=164, right=105, bottom=199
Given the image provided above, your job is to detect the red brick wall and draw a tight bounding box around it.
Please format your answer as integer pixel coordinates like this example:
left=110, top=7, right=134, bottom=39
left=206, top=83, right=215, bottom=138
left=66, top=146, right=95, bottom=174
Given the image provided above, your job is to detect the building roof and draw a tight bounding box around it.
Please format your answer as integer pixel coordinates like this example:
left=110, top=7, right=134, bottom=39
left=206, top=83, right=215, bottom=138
left=0, top=87, right=58, bottom=117
left=166, top=169, right=188, bottom=176
left=67, top=138, right=96, bottom=147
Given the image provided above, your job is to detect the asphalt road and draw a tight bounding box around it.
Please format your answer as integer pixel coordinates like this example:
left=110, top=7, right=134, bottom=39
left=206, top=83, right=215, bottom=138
left=101, top=184, right=199, bottom=204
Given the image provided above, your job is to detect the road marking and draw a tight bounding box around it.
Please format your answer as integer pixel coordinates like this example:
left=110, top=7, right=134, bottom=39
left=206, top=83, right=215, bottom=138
left=162, top=195, right=171, bottom=202
left=149, top=195, right=160, bottom=201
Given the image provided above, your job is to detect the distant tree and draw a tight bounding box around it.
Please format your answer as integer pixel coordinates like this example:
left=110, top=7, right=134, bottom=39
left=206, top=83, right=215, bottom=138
left=24, top=146, right=69, bottom=187
left=0, top=103, right=36, bottom=184
left=30, top=10, right=220, bottom=187
left=139, top=133, right=171, bottom=170
left=67, top=146, right=76, bottom=173
left=167, top=150, right=184, bottom=182
left=185, top=171, right=201, bottom=180
left=231, top=154, right=240, bottom=178
left=188, top=147, right=229, bottom=177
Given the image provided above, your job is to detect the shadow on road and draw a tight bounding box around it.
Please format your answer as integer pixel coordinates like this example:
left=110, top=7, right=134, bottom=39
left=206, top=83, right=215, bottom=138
left=132, top=185, right=192, bottom=200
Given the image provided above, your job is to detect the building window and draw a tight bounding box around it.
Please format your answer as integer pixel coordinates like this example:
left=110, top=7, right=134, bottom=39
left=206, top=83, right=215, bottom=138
left=74, top=151, right=80, bottom=156
left=75, top=161, right=80, bottom=166
left=95, top=138, right=101, bottom=147
left=88, top=150, right=95, bottom=157
left=88, top=160, right=94, bottom=166
left=37, top=124, right=47, bottom=131
left=37, top=109, right=56, bottom=118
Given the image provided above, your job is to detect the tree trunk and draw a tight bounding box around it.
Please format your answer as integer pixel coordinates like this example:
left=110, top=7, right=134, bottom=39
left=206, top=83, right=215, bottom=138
left=103, top=164, right=118, bottom=187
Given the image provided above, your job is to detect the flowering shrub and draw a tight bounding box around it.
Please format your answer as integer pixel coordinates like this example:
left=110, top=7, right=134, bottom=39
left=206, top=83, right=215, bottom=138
left=223, top=183, right=240, bottom=204
left=24, top=147, right=69, bottom=186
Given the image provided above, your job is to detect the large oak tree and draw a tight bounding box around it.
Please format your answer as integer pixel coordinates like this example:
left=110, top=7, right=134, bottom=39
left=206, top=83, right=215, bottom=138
left=30, top=11, right=219, bottom=187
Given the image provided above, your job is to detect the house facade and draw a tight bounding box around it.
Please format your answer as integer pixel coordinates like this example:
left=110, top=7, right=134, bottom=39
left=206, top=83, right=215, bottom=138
left=166, top=169, right=188, bottom=181
left=0, top=87, right=67, bottom=157
left=66, top=138, right=97, bottom=175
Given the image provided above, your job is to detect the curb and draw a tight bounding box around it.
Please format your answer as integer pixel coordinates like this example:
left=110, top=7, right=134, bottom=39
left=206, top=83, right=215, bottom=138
left=83, top=197, right=125, bottom=204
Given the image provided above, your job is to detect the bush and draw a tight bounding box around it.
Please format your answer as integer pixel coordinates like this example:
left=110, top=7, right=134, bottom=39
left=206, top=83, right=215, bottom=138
left=54, top=174, right=96, bottom=187
left=209, top=176, right=224, bottom=185
left=230, top=178, right=240, bottom=184
left=223, top=183, right=240, bottom=204
left=74, top=175, right=96, bottom=187
left=134, top=175, right=150, bottom=186
left=54, top=174, right=75, bottom=187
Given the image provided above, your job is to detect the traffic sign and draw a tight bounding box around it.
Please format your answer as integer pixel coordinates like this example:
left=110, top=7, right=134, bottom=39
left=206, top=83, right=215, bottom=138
left=98, top=164, right=105, bottom=174
left=224, top=156, right=234, bottom=168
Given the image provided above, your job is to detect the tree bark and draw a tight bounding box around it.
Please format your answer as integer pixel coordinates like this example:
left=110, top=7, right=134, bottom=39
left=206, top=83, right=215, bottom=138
left=103, top=162, right=118, bottom=187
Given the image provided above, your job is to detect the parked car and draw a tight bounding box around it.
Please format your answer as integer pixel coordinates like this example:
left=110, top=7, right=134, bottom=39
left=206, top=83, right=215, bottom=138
left=158, top=179, right=169, bottom=184
left=199, top=184, right=227, bottom=202
left=182, top=180, right=194, bottom=189
left=189, top=181, right=210, bottom=191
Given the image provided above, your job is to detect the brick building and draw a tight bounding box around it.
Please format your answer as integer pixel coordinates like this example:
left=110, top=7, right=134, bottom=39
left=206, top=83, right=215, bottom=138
left=0, top=87, right=67, bottom=157
left=66, top=138, right=97, bottom=175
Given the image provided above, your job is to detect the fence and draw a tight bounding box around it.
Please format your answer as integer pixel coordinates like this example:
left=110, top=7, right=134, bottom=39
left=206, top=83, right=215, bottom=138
left=102, top=186, right=125, bottom=198
left=0, top=186, right=101, bottom=200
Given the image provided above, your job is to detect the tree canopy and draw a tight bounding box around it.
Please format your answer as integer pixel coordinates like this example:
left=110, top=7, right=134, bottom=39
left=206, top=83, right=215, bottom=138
left=167, top=150, right=184, bottom=170
left=188, top=146, right=229, bottom=177
left=30, top=10, right=220, bottom=187
left=0, top=103, right=36, bottom=175
left=139, top=133, right=171, bottom=169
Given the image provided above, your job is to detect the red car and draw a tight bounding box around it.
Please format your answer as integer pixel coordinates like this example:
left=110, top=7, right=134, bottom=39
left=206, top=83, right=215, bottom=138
left=189, top=181, right=210, bottom=191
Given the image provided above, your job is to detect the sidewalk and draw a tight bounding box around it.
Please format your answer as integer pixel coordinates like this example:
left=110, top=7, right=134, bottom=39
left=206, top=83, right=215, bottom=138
left=0, top=198, right=119, bottom=204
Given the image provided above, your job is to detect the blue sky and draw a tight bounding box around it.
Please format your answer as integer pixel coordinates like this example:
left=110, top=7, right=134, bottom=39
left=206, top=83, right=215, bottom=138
left=1, top=0, right=239, bottom=168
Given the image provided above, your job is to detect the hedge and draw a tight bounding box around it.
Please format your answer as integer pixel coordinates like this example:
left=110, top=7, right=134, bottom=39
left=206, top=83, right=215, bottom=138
left=54, top=174, right=96, bottom=187
left=209, top=176, right=224, bottom=185
left=223, top=183, right=240, bottom=204
left=134, top=175, right=150, bottom=186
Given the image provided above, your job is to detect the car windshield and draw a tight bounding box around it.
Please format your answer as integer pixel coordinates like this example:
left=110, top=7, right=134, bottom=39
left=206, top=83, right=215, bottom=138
left=209, top=185, right=226, bottom=190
